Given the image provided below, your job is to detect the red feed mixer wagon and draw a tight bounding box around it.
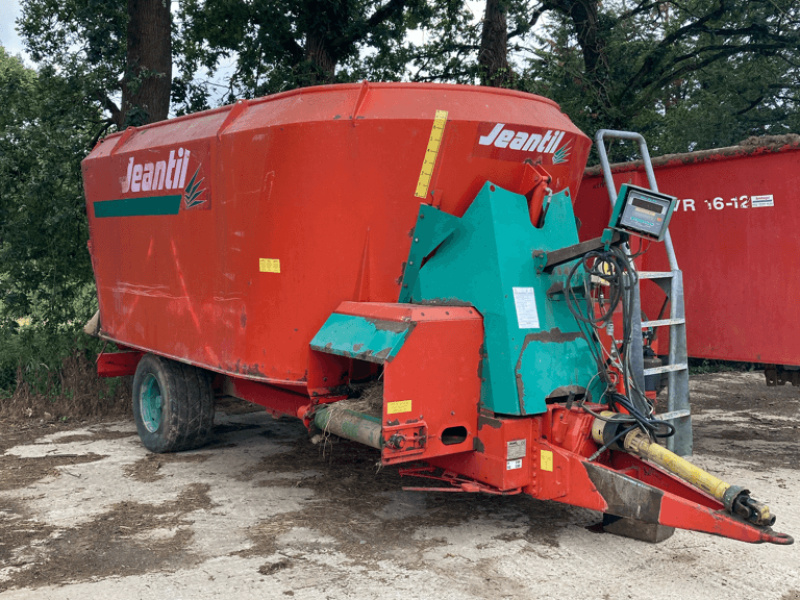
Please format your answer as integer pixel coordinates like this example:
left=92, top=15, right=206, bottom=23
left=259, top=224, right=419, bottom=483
left=81, top=82, right=792, bottom=546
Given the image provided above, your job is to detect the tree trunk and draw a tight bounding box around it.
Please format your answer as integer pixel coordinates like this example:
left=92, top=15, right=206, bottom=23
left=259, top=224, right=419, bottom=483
left=565, top=0, right=606, bottom=75
left=305, top=33, right=337, bottom=84
left=121, top=0, right=172, bottom=126
left=479, top=0, right=515, bottom=88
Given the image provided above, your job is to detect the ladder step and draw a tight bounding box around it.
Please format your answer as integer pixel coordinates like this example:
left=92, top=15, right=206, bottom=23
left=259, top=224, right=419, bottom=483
left=656, top=409, right=691, bottom=421
left=642, top=318, right=685, bottom=328
left=638, top=271, right=674, bottom=280
left=643, top=363, right=688, bottom=376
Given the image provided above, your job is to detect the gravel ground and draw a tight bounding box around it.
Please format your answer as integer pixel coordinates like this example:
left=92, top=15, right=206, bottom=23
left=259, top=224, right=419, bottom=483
left=0, top=371, right=798, bottom=599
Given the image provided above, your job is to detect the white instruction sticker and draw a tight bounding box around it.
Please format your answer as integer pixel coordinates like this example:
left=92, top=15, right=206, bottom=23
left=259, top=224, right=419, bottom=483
left=507, top=439, right=526, bottom=460
left=506, top=459, right=523, bottom=470
left=750, top=194, right=774, bottom=208
left=512, top=287, right=540, bottom=329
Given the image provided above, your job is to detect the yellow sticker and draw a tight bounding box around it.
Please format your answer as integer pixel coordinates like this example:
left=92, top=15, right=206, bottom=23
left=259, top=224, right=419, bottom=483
left=414, top=109, right=448, bottom=199
left=387, top=400, right=412, bottom=415
left=259, top=258, right=280, bottom=273
left=540, top=450, right=554, bottom=472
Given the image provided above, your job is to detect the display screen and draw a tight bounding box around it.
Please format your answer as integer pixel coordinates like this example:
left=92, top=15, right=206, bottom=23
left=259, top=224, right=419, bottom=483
left=631, top=197, right=663, bottom=213
left=611, top=184, right=677, bottom=242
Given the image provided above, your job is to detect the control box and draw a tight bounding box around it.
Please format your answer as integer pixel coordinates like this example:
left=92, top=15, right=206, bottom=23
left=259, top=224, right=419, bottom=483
left=609, top=184, right=677, bottom=242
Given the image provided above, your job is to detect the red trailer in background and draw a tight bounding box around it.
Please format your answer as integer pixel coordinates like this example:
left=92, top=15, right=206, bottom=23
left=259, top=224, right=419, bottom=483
left=574, top=137, right=800, bottom=385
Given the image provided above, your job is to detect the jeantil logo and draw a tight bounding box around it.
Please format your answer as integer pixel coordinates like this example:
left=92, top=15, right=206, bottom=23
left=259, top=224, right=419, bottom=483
left=122, top=148, right=193, bottom=194
left=478, top=124, right=566, bottom=154
left=474, top=123, right=572, bottom=164
left=94, top=147, right=207, bottom=218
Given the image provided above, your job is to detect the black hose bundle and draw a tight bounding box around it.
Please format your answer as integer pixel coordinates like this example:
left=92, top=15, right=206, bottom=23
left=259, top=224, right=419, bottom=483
left=564, top=244, right=674, bottom=446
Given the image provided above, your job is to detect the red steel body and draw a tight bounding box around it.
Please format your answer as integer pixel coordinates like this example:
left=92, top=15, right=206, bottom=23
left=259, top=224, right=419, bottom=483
left=574, top=141, right=800, bottom=367
left=82, top=84, right=792, bottom=545
left=82, top=82, right=590, bottom=396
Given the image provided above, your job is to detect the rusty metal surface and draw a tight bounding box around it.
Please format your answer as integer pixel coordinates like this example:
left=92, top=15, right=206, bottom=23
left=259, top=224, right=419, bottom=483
left=307, top=302, right=484, bottom=466
left=584, top=462, right=664, bottom=523
left=601, top=515, right=675, bottom=543
left=518, top=328, right=585, bottom=344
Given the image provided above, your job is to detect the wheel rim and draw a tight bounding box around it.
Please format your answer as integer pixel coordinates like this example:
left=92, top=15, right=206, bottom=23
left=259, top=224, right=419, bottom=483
left=140, top=373, right=163, bottom=433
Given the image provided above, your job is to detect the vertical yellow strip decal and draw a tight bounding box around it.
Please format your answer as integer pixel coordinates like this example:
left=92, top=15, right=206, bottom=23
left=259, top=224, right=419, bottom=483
left=414, top=110, right=448, bottom=199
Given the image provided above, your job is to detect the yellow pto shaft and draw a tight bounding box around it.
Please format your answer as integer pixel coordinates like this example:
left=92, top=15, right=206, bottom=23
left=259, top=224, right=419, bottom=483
left=592, top=416, right=775, bottom=527
left=623, top=428, right=731, bottom=499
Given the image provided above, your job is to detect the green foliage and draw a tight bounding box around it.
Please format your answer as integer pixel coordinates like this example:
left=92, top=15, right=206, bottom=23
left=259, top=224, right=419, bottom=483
left=520, top=0, right=800, bottom=160
left=402, top=0, right=482, bottom=83
left=0, top=47, right=100, bottom=326
left=18, top=0, right=128, bottom=122
left=174, top=0, right=437, bottom=105
left=19, top=0, right=127, bottom=72
left=0, top=319, right=105, bottom=395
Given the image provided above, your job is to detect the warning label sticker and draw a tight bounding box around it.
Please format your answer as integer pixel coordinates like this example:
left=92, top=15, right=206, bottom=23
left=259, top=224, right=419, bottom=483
left=259, top=258, right=281, bottom=273
left=540, top=450, right=553, bottom=472
left=513, top=287, right=540, bottom=329
left=750, top=194, right=774, bottom=208
left=387, top=400, right=412, bottom=415
left=506, top=459, right=523, bottom=471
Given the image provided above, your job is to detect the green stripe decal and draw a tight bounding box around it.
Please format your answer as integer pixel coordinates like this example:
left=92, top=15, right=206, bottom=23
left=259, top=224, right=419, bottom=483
left=94, top=195, right=182, bottom=218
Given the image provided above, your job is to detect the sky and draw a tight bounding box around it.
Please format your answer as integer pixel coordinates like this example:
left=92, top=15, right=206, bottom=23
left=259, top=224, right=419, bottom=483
left=0, top=0, right=497, bottom=102
left=0, top=0, right=28, bottom=60
left=1, top=0, right=489, bottom=69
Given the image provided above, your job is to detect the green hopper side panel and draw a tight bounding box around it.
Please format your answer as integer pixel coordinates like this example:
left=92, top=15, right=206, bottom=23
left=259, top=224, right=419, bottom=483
left=402, top=182, right=605, bottom=416
left=309, top=313, right=412, bottom=364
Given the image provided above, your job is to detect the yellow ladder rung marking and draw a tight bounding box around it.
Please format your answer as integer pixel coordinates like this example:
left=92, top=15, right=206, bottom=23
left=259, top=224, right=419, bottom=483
left=415, top=110, right=448, bottom=199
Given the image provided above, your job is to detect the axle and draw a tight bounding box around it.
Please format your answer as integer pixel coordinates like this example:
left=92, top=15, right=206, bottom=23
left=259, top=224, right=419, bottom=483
left=314, top=406, right=383, bottom=450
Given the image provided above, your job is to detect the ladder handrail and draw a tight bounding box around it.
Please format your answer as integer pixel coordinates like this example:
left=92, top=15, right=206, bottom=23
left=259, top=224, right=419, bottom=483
left=594, top=129, right=679, bottom=272
left=593, top=129, right=692, bottom=455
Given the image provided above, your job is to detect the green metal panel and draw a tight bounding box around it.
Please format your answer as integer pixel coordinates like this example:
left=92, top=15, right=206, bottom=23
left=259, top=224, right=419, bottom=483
left=310, top=313, right=411, bottom=364
left=94, top=195, right=182, bottom=217
left=404, top=182, right=605, bottom=416
left=399, top=204, right=461, bottom=303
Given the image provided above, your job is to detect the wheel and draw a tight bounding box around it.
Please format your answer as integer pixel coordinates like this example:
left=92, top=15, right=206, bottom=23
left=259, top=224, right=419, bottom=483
left=132, top=354, right=214, bottom=453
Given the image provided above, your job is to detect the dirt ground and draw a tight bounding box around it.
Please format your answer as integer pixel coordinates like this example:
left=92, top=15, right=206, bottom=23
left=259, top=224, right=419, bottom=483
left=0, top=371, right=797, bottom=599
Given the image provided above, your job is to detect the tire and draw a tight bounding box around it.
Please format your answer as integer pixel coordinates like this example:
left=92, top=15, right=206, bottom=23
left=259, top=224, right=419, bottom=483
left=132, top=354, right=214, bottom=453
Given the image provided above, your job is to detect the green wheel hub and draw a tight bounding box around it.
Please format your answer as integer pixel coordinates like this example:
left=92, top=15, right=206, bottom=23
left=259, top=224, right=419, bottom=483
left=140, top=373, right=163, bottom=433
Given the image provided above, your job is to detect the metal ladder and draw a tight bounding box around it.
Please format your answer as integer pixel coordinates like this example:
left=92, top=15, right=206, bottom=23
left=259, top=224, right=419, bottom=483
left=595, top=130, right=692, bottom=456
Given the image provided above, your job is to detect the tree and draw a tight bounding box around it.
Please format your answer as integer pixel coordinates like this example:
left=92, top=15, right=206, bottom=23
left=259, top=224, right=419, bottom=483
left=19, top=0, right=172, bottom=128
left=174, top=0, right=433, bottom=103
left=408, top=0, right=800, bottom=154
left=476, top=0, right=552, bottom=87
left=0, top=47, right=99, bottom=324
left=0, top=1, right=174, bottom=331
left=521, top=0, right=800, bottom=157
left=123, top=0, right=172, bottom=126
left=479, top=0, right=515, bottom=86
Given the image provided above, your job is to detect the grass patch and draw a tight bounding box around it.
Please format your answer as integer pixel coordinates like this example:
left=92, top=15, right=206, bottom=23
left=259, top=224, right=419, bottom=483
left=0, top=320, right=130, bottom=421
